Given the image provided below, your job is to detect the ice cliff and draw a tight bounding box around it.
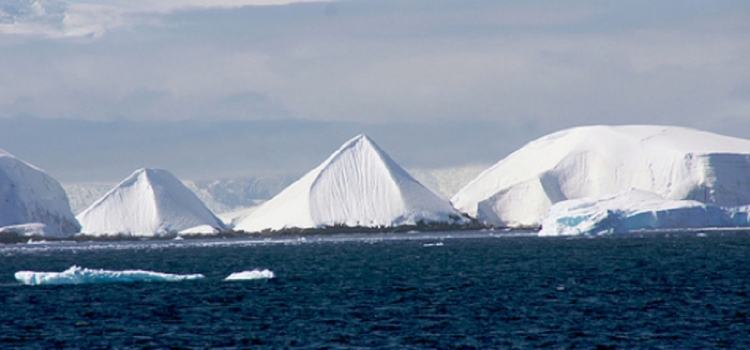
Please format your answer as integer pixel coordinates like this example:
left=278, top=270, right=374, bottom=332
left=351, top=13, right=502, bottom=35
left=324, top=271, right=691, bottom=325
left=539, top=189, right=736, bottom=236
left=234, top=134, right=467, bottom=232
left=76, top=168, right=225, bottom=237
left=0, top=148, right=80, bottom=238
left=452, top=125, right=750, bottom=228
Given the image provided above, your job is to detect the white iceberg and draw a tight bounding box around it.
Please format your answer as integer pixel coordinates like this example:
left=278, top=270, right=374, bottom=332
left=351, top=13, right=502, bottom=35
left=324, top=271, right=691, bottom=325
left=76, top=168, right=226, bottom=237
left=15, top=266, right=205, bottom=285
left=0, top=148, right=80, bottom=238
left=539, top=189, right=735, bottom=236
left=234, top=134, right=467, bottom=232
left=224, top=269, right=275, bottom=281
left=452, top=125, right=750, bottom=228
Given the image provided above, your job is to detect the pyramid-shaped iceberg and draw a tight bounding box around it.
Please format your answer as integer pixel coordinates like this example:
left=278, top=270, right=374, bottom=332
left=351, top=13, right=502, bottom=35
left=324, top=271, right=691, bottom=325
left=0, top=148, right=80, bottom=238
left=452, top=125, right=750, bottom=228
left=234, top=134, right=466, bottom=232
left=77, top=168, right=225, bottom=237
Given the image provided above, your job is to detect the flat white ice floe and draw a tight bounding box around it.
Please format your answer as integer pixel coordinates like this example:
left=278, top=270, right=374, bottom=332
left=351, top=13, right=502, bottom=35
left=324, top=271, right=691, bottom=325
left=15, top=265, right=205, bottom=285
left=539, top=189, right=736, bottom=236
left=234, top=134, right=467, bottom=232
left=76, top=168, right=226, bottom=237
left=224, top=269, right=275, bottom=281
left=453, top=125, right=750, bottom=228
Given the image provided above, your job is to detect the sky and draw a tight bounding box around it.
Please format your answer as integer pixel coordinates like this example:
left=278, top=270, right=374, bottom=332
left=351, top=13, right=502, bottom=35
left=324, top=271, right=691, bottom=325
left=1, top=0, right=749, bottom=182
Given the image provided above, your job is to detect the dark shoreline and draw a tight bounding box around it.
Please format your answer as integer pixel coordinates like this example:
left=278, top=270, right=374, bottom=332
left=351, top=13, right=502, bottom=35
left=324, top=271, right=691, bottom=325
left=1, top=221, right=499, bottom=245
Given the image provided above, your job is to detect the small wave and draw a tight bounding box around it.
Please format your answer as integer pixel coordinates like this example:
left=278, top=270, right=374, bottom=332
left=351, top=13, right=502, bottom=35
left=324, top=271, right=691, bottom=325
left=224, top=269, right=275, bottom=281
left=15, top=266, right=205, bottom=286
left=422, top=242, right=444, bottom=247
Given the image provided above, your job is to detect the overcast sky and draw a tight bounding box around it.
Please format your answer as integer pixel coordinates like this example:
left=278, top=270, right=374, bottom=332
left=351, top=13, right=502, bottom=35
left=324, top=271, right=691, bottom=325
left=1, top=0, right=749, bottom=182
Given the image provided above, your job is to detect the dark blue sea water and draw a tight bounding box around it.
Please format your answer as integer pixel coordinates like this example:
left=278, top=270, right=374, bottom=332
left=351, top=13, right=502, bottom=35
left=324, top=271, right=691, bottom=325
left=1, top=231, right=750, bottom=349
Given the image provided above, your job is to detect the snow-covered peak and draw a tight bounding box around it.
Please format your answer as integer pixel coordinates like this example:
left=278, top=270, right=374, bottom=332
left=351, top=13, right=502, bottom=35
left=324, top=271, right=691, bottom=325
left=0, top=148, right=79, bottom=238
left=234, top=134, right=466, bottom=232
left=452, top=125, right=750, bottom=228
left=77, top=168, right=225, bottom=237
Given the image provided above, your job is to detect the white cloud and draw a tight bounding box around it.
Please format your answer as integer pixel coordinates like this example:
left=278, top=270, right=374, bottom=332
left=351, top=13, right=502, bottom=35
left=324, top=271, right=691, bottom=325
left=0, top=0, right=748, bottom=141
left=0, top=0, right=332, bottom=38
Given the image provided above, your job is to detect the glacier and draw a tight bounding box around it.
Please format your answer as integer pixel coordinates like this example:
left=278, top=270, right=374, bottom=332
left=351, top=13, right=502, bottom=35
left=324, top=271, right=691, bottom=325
left=234, top=134, right=468, bottom=233
left=224, top=269, right=275, bottom=281
left=15, top=266, right=205, bottom=285
left=0, top=148, right=80, bottom=238
left=452, top=125, right=750, bottom=228
left=538, top=189, right=740, bottom=236
left=76, top=168, right=226, bottom=237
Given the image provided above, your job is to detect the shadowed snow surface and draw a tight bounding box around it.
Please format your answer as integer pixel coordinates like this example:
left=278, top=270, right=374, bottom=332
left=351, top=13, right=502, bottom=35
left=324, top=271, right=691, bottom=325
left=0, top=148, right=80, bottom=238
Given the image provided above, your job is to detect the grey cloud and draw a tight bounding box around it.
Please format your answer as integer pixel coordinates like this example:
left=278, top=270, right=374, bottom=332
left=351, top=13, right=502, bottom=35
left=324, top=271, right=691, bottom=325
left=0, top=0, right=749, bottom=183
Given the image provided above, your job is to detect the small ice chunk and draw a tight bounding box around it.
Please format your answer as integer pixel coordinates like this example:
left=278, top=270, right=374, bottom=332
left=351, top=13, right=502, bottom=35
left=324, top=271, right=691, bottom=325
left=224, top=269, right=275, bottom=281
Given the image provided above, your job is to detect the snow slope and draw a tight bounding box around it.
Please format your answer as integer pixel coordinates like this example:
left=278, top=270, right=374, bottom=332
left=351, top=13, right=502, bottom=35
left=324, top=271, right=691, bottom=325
left=76, top=168, right=226, bottom=237
left=0, top=148, right=80, bottom=238
left=452, top=125, right=750, bottom=227
left=539, top=189, right=732, bottom=236
left=234, top=134, right=467, bottom=232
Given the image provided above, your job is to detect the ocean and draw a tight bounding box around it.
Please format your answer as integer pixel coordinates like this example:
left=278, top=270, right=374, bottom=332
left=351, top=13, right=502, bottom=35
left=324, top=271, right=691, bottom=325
left=1, top=231, right=749, bottom=348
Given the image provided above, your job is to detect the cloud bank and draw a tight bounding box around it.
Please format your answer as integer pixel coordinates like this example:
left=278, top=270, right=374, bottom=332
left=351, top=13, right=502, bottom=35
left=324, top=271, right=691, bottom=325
left=0, top=0, right=331, bottom=38
left=0, top=0, right=749, bottom=182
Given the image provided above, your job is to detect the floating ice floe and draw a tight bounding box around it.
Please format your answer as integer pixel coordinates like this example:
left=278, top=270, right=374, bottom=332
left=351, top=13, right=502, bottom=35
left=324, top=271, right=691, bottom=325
left=453, top=125, right=750, bottom=228
left=539, top=189, right=739, bottom=236
left=15, top=265, right=205, bottom=285
left=224, top=269, right=275, bottom=281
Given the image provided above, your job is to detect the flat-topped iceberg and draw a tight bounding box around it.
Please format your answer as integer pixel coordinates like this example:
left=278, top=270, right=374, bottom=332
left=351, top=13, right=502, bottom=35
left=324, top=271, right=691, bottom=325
left=224, top=269, right=275, bottom=281
left=453, top=125, right=750, bottom=228
left=234, top=134, right=467, bottom=232
left=15, top=266, right=205, bottom=285
left=539, top=189, right=741, bottom=236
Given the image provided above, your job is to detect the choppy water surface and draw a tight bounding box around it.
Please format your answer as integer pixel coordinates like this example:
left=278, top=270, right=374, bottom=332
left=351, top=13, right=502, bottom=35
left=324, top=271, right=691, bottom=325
left=1, top=231, right=750, bottom=348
